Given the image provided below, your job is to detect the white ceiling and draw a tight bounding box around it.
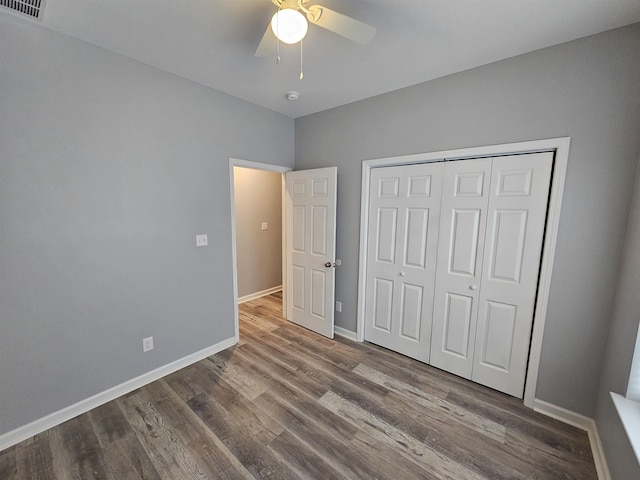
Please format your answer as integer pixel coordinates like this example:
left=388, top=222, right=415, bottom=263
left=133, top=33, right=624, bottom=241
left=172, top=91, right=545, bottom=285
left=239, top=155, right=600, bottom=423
left=25, top=0, right=640, bottom=118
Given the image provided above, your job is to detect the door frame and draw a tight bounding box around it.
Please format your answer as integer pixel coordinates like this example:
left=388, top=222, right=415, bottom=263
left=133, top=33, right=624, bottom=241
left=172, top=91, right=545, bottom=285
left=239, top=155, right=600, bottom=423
left=356, top=137, right=570, bottom=408
left=229, top=158, right=292, bottom=341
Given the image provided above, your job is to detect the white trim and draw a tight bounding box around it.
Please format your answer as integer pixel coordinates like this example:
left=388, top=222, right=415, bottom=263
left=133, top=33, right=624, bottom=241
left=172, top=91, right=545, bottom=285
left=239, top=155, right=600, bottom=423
left=334, top=326, right=358, bottom=341
left=228, top=158, right=292, bottom=341
left=611, top=392, right=640, bottom=464
left=229, top=158, right=292, bottom=172
left=238, top=285, right=283, bottom=304
left=0, top=335, right=237, bottom=452
left=281, top=173, right=289, bottom=320
left=523, top=138, right=570, bottom=408
left=534, top=399, right=611, bottom=480
left=356, top=137, right=571, bottom=406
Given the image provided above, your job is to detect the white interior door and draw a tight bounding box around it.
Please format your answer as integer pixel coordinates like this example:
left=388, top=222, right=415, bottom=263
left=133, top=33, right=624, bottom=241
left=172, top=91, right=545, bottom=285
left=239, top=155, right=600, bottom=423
left=430, top=159, right=493, bottom=378
left=364, top=163, right=443, bottom=362
left=472, top=152, right=553, bottom=397
left=285, top=167, right=337, bottom=338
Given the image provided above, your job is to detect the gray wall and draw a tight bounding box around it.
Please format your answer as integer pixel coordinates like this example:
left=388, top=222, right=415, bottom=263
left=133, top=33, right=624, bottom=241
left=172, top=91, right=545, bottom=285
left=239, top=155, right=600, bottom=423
left=295, top=23, right=640, bottom=422
left=233, top=167, right=282, bottom=298
left=595, top=161, right=640, bottom=479
left=0, top=14, right=294, bottom=436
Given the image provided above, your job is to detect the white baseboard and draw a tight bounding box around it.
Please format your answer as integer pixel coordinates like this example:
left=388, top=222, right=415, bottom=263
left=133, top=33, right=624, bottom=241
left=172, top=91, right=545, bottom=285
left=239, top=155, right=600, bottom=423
left=0, top=335, right=238, bottom=452
left=334, top=326, right=358, bottom=341
left=534, top=399, right=611, bottom=480
left=238, top=285, right=282, bottom=304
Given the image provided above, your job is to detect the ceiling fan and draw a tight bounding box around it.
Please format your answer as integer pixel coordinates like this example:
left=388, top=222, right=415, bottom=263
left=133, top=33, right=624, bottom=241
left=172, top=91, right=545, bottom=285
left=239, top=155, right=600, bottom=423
left=255, top=0, right=376, bottom=57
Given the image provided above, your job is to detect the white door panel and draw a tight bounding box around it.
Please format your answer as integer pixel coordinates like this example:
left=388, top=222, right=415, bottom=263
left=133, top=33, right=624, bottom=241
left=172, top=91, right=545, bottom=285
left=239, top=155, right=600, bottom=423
left=372, top=278, right=394, bottom=332
left=364, top=163, right=443, bottom=362
left=443, top=292, right=474, bottom=356
left=376, top=208, right=398, bottom=263
left=449, top=209, right=483, bottom=276
left=430, top=159, right=491, bottom=378
left=478, top=300, right=517, bottom=370
left=399, top=283, right=424, bottom=340
left=486, top=209, right=528, bottom=283
left=472, top=152, right=553, bottom=397
left=285, top=167, right=337, bottom=338
left=404, top=208, right=430, bottom=268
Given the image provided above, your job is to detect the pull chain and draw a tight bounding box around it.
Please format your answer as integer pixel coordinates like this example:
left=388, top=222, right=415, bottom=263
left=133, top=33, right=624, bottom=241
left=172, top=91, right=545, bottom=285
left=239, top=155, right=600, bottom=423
left=299, top=39, right=304, bottom=79
left=276, top=5, right=281, bottom=64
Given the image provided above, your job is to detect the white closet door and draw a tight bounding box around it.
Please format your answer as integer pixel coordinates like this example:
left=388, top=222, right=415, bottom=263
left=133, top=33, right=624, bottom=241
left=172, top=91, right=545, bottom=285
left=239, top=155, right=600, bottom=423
left=472, top=152, right=553, bottom=397
left=364, top=163, right=443, bottom=362
left=430, top=159, right=492, bottom=378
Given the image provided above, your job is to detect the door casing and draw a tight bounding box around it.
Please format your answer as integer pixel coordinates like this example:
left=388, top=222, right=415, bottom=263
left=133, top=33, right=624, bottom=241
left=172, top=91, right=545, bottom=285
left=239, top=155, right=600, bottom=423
left=229, top=158, right=292, bottom=342
left=356, top=138, right=570, bottom=408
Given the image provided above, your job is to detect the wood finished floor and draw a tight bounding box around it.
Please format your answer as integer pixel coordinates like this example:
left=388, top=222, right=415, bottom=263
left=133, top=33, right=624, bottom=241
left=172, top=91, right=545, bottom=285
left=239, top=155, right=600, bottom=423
left=0, top=292, right=597, bottom=479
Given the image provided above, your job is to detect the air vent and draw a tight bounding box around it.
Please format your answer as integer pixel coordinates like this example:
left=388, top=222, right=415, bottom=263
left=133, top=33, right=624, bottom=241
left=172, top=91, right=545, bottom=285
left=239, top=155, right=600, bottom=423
left=1, top=0, right=44, bottom=19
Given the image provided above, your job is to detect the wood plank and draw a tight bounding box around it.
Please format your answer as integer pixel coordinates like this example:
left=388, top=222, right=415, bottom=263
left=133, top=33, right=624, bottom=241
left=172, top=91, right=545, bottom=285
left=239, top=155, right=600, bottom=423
left=118, top=381, right=254, bottom=480
left=179, top=361, right=284, bottom=444
left=14, top=436, right=52, bottom=480
left=252, top=391, right=391, bottom=480
left=186, top=392, right=299, bottom=479
left=446, top=388, right=596, bottom=461
left=245, top=333, right=391, bottom=403
left=165, top=351, right=269, bottom=404
left=381, top=390, right=546, bottom=480
left=0, top=446, right=17, bottom=480
left=269, top=327, right=362, bottom=371
left=48, top=415, right=110, bottom=480
left=318, top=390, right=486, bottom=480
left=353, top=362, right=506, bottom=442
left=88, top=401, right=162, bottom=480
left=230, top=342, right=329, bottom=399
left=265, top=430, right=345, bottom=480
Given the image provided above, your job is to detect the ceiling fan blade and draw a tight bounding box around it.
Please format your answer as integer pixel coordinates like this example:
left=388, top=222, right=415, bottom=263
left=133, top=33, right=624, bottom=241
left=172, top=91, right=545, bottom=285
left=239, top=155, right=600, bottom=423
left=255, top=23, right=277, bottom=57
left=306, top=4, right=376, bottom=45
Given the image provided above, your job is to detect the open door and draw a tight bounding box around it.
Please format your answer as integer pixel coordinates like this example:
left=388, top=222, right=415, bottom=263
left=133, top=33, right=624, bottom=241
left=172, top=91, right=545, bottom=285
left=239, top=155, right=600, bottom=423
left=285, top=167, right=337, bottom=338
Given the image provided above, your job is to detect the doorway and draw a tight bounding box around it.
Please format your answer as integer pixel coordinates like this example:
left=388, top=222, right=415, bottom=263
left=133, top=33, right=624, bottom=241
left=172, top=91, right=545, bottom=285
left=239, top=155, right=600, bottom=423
left=230, top=159, right=339, bottom=339
left=229, top=158, right=291, bottom=340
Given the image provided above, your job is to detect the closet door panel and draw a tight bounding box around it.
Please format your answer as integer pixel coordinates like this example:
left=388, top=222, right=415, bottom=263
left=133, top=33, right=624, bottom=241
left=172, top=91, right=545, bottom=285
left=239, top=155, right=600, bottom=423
left=473, top=152, right=553, bottom=397
left=442, top=292, right=474, bottom=357
left=477, top=300, right=517, bottom=370
left=430, top=159, right=492, bottom=378
left=365, top=169, right=402, bottom=351
left=365, top=163, right=443, bottom=362
left=375, top=208, right=398, bottom=263
left=372, top=278, right=394, bottom=333
left=449, top=209, right=482, bottom=276
left=399, top=283, right=424, bottom=340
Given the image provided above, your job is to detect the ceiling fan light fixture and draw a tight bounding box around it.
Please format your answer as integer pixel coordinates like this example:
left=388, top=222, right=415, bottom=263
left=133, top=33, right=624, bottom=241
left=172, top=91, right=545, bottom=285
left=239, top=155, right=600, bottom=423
left=271, top=8, right=308, bottom=44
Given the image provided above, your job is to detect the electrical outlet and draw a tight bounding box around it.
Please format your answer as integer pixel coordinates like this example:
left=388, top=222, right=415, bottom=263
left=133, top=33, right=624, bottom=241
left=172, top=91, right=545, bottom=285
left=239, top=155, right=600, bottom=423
left=143, top=336, right=154, bottom=352
left=196, top=234, right=208, bottom=247
left=335, top=301, right=342, bottom=312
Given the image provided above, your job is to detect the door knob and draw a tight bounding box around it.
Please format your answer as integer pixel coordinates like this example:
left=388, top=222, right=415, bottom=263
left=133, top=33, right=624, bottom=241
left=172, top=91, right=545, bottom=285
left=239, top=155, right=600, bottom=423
left=469, top=285, right=478, bottom=290
left=399, top=272, right=407, bottom=277
left=324, top=262, right=333, bottom=268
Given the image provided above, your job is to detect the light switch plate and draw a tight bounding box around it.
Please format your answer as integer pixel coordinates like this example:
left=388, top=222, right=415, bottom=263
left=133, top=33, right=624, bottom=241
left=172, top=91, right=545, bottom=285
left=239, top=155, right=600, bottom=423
left=261, top=222, right=268, bottom=231
left=143, top=336, right=154, bottom=352
left=196, top=234, right=208, bottom=246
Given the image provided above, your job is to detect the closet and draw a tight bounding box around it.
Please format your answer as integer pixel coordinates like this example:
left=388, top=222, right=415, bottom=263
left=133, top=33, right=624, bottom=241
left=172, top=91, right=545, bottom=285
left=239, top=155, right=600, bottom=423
left=364, top=152, right=553, bottom=397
